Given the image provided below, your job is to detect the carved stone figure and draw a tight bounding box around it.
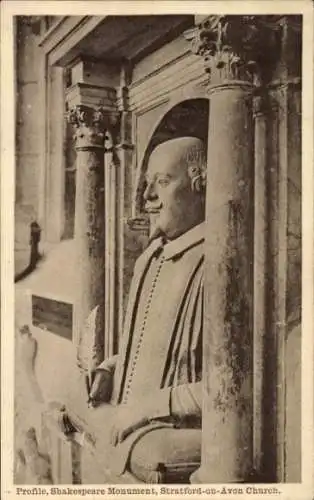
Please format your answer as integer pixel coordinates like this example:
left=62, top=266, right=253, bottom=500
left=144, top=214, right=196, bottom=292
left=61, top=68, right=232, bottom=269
left=89, top=136, right=206, bottom=481
left=15, top=326, right=53, bottom=484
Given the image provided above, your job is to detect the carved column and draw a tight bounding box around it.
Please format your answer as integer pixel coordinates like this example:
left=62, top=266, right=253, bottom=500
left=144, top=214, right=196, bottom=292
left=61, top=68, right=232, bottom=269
left=115, top=72, right=135, bottom=349
left=67, top=105, right=109, bottom=372
left=185, top=16, right=279, bottom=482
left=263, top=17, right=302, bottom=482
left=65, top=57, right=119, bottom=376
left=252, top=93, right=268, bottom=475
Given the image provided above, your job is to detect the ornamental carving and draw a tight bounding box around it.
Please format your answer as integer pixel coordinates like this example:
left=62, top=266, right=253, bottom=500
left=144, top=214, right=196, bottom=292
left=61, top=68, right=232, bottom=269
left=67, top=105, right=119, bottom=148
left=184, top=15, right=281, bottom=86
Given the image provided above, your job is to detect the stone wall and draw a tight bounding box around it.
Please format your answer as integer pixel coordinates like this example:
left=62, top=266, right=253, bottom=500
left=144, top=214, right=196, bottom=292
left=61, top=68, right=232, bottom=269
left=15, top=18, right=42, bottom=275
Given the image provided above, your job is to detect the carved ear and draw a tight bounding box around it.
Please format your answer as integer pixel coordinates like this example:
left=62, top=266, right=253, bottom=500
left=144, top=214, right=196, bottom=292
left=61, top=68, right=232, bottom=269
left=188, top=162, right=207, bottom=193
left=191, top=175, right=202, bottom=193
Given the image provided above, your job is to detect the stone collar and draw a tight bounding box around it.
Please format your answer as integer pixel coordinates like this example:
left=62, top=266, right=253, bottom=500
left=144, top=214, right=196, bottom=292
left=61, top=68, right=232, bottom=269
left=162, top=222, right=205, bottom=261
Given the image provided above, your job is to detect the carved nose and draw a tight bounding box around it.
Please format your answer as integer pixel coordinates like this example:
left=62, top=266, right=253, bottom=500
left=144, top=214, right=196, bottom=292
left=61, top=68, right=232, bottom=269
left=143, top=182, right=157, bottom=201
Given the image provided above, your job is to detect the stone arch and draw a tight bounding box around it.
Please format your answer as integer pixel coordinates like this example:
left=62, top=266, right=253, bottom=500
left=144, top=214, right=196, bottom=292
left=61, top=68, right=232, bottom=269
left=133, top=97, right=210, bottom=216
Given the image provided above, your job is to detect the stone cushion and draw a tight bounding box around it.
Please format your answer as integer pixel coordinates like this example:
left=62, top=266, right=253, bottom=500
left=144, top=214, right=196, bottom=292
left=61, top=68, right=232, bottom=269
left=129, top=428, right=201, bottom=483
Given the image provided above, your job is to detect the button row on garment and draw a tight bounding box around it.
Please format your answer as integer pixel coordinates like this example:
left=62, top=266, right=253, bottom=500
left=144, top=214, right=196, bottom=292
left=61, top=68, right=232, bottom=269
left=123, top=255, right=165, bottom=402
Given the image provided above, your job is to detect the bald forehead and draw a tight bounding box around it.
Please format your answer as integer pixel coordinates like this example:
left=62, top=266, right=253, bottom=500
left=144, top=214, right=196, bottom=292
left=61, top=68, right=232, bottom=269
left=147, top=137, right=205, bottom=178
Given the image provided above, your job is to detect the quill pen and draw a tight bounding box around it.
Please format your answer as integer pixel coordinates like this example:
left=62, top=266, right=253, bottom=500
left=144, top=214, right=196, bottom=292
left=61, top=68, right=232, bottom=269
left=81, top=305, right=99, bottom=406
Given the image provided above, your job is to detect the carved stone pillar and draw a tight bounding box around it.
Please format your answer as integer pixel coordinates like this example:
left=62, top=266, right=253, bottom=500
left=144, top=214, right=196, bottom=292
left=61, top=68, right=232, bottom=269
left=263, top=17, right=302, bottom=482
left=65, top=58, right=119, bottom=375
left=185, top=16, right=279, bottom=483
left=115, top=75, right=135, bottom=348
left=67, top=105, right=110, bottom=372
left=251, top=93, right=268, bottom=476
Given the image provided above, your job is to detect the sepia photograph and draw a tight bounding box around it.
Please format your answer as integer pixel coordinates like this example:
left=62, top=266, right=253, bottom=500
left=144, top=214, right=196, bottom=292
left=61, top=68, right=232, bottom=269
left=1, top=2, right=313, bottom=496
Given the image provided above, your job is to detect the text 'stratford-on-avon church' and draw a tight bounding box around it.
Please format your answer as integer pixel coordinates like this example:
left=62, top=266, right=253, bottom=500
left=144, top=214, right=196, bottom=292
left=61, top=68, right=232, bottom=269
left=14, top=15, right=301, bottom=484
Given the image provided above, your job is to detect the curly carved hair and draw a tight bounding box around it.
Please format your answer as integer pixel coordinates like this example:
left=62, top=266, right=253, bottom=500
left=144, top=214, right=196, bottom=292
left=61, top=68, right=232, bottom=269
left=183, top=144, right=207, bottom=193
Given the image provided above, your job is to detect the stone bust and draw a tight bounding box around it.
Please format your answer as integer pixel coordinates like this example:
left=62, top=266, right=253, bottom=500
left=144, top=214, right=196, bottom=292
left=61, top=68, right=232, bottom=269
left=89, top=136, right=207, bottom=481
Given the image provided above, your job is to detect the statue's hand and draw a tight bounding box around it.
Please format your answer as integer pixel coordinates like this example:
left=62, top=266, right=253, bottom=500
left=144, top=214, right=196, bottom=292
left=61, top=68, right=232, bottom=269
left=88, top=369, right=113, bottom=407
left=110, top=404, right=149, bottom=446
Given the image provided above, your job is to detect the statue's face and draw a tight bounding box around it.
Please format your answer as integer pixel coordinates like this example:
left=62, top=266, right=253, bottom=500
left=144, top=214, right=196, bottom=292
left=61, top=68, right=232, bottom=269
left=144, top=143, right=203, bottom=239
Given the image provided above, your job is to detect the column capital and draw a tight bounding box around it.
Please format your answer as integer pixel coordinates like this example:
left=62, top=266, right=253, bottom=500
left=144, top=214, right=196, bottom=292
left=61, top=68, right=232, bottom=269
left=184, top=15, right=281, bottom=87
left=67, top=104, right=119, bottom=149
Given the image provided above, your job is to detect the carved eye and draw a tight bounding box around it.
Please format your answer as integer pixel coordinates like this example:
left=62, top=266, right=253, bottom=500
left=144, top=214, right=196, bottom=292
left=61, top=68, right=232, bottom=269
left=158, top=178, right=170, bottom=187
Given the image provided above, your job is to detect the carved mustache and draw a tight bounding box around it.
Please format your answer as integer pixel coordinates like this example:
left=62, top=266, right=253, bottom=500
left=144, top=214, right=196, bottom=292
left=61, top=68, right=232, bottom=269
left=144, top=204, right=162, bottom=213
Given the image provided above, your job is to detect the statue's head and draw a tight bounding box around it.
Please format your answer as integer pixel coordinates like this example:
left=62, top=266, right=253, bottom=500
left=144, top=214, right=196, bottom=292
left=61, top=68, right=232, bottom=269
left=143, top=136, right=206, bottom=240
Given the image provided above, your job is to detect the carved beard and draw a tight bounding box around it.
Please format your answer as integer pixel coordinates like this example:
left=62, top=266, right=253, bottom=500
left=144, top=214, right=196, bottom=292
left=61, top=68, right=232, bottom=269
left=148, top=225, right=166, bottom=244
